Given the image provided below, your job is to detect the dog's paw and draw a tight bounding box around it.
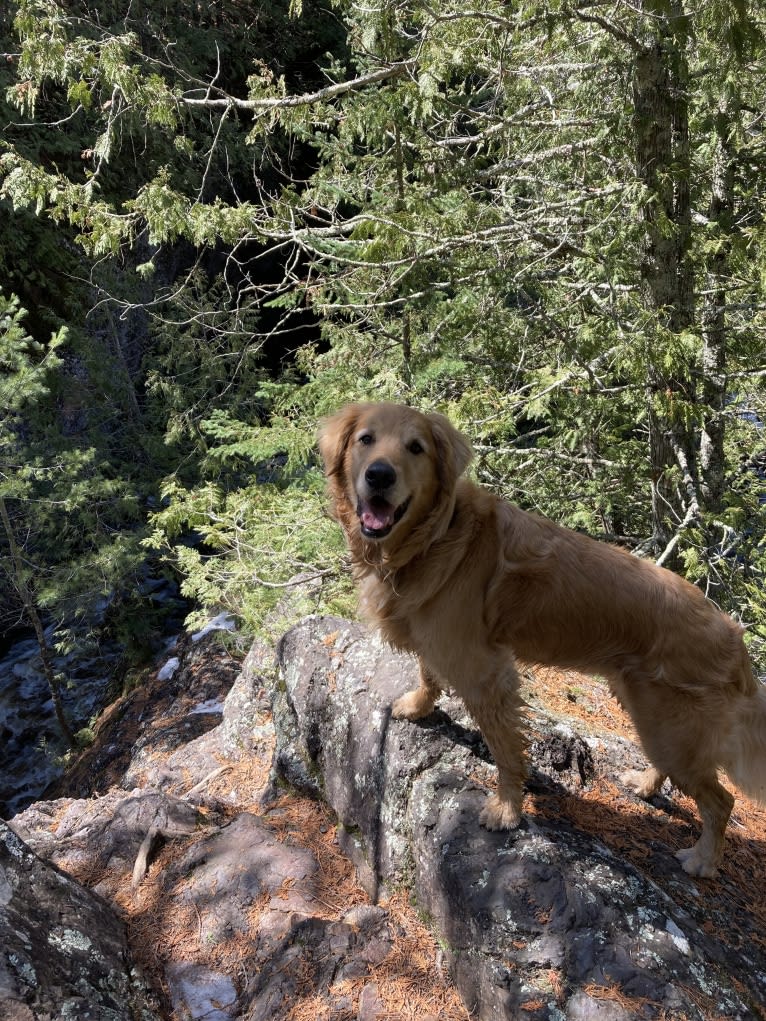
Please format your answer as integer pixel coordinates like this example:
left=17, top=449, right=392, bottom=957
left=479, top=794, right=522, bottom=831
left=676, top=844, right=718, bottom=879
left=620, top=767, right=665, bottom=800
left=391, top=690, right=435, bottom=721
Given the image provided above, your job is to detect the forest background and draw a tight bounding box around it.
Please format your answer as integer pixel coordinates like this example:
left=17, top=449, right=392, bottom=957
left=2, top=0, right=766, bottom=733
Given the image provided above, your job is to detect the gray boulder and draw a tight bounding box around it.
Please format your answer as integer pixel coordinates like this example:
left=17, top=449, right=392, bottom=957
left=271, top=615, right=766, bottom=1020
left=0, top=820, right=159, bottom=1020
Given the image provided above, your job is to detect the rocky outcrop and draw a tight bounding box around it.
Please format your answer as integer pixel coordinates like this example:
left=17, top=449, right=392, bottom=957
left=7, top=616, right=766, bottom=1020
left=10, top=630, right=464, bottom=1020
left=9, top=630, right=268, bottom=1021
left=272, top=615, right=766, bottom=1020
left=0, top=819, right=159, bottom=1020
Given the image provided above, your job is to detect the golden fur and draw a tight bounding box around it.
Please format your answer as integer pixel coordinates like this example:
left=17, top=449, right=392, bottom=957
left=319, top=401, right=766, bottom=877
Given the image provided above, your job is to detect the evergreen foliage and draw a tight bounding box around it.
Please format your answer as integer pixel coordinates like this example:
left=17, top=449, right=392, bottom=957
left=0, top=291, right=146, bottom=644
left=2, top=1, right=766, bottom=663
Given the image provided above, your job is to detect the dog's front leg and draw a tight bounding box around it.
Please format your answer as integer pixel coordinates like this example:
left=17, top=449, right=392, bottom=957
left=463, top=664, right=527, bottom=830
left=392, top=658, right=441, bottom=720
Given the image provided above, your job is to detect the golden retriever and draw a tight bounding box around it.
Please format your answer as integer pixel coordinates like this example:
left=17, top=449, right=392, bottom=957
left=318, top=401, right=766, bottom=877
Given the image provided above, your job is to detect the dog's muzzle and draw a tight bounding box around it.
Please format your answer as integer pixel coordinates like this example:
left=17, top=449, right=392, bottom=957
left=357, top=460, right=410, bottom=538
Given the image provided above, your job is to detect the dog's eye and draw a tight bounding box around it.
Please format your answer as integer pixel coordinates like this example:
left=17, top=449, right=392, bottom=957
left=408, top=440, right=424, bottom=455
left=359, top=433, right=374, bottom=446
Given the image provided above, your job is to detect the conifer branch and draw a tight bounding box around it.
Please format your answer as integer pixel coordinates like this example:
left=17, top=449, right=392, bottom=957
left=181, top=59, right=417, bottom=113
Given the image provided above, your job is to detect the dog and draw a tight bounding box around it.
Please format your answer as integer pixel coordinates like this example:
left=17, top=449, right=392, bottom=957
left=318, top=401, right=766, bottom=877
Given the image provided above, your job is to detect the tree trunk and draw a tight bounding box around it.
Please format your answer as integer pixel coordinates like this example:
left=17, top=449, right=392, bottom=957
left=700, top=103, right=735, bottom=514
left=0, top=496, right=76, bottom=749
left=632, top=0, right=696, bottom=555
left=394, top=120, right=414, bottom=392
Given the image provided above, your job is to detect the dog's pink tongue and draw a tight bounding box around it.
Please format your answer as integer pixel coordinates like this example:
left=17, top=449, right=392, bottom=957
left=361, top=500, right=394, bottom=531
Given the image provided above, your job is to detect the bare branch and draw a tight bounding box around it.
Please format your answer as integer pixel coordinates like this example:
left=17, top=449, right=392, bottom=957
left=571, top=7, right=643, bottom=52
left=181, top=59, right=417, bottom=113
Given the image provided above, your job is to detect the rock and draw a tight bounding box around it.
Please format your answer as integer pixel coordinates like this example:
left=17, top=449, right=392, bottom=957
left=156, top=807, right=396, bottom=1013
left=0, top=820, right=159, bottom=1020
left=166, top=963, right=238, bottom=1021
left=165, top=811, right=320, bottom=940
left=219, top=639, right=275, bottom=761
left=13, top=786, right=223, bottom=899
left=239, top=900, right=399, bottom=1021
left=8, top=632, right=411, bottom=1021
left=271, top=615, right=766, bottom=1020
left=12, top=790, right=204, bottom=876
left=8, top=613, right=765, bottom=1020
left=358, top=982, right=385, bottom=1021
left=13, top=793, right=417, bottom=1020
left=121, top=631, right=241, bottom=791
left=133, top=635, right=275, bottom=798
left=44, top=628, right=242, bottom=801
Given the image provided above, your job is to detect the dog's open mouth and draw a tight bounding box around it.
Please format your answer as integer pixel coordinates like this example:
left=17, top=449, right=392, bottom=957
left=357, top=495, right=411, bottom=539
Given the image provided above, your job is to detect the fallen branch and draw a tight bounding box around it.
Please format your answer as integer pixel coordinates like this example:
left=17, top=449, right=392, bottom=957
left=131, top=825, right=160, bottom=889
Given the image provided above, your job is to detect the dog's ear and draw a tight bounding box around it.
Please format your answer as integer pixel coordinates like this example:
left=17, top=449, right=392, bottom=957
left=317, top=404, right=363, bottom=478
left=427, top=412, right=473, bottom=487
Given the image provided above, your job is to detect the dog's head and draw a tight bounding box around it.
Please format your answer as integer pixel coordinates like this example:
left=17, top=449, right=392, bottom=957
left=318, top=402, right=472, bottom=554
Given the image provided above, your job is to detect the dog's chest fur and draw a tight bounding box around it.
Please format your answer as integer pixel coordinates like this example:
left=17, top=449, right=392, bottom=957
left=354, top=501, right=495, bottom=663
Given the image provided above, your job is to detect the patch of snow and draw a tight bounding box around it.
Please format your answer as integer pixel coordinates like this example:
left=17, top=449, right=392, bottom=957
left=189, top=699, right=225, bottom=716
left=191, top=612, right=236, bottom=643
left=158, top=657, right=180, bottom=681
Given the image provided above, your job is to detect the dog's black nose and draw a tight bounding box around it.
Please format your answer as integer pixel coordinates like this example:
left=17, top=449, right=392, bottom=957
left=365, top=460, right=396, bottom=491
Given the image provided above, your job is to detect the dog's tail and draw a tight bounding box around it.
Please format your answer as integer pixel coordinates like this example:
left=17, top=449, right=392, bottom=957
left=721, top=656, right=766, bottom=804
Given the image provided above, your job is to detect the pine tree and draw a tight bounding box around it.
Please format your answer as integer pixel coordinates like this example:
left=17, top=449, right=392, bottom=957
left=0, top=294, right=75, bottom=746
left=2, top=0, right=766, bottom=657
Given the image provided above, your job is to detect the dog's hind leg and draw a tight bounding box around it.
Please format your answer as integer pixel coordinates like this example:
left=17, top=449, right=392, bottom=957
left=674, top=774, right=733, bottom=878
left=605, top=674, right=668, bottom=800
left=463, top=665, right=527, bottom=830
left=612, top=675, right=734, bottom=877
left=392, top=659, right=441, bottom=721
left=621, top=765, right=666, bottom=799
